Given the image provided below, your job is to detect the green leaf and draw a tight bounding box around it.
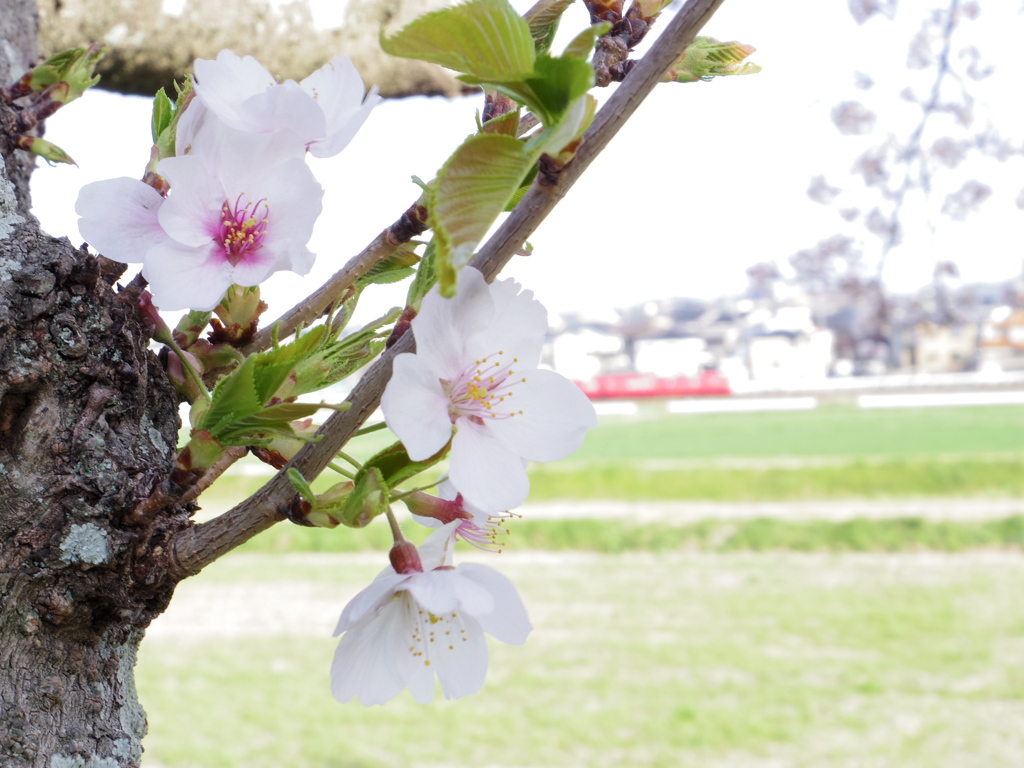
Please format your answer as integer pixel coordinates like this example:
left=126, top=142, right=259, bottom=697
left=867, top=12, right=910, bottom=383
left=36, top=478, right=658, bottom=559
left=429, top=133, right=535, bottom=295
left=151, top=88, right=174, bottom=144
left=406, top=239, right=438, bottom=307
left=481, top=106, right=521, bottom=137
left=362, top=439, right=451, bottom=490
left=527, top=92, right=596, bottom=156
left=220, top=402, right=341, bottom=444
left=464, top=51, right=594, bottom=125
left=520, top=54, right=595, bottom=122
left=562, top=21, right=611, bottom=59
left=355, top=242, right=421, bottom=289
left=284, top=311, right=397, bottom=398
left=197, top=328, right=330, bottom=443
left=200, top=355, right=263, bottom=439
left=523, top=0, right=576, bottom=55
left=381, top=0, right=535, bottom=82
left=340, top=468, right=389, bottom=528
left=251, top=326, right=327, bottom=403
left=663, top=37, right=762, bottom=83
left=286, top=468, right=317, bottom=504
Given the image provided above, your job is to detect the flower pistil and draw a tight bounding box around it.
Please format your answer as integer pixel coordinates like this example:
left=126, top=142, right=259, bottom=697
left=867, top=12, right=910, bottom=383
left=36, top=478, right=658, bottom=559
left=444, top=350, right=526, bottom=425
left=217, top=194, right=269, bottom=265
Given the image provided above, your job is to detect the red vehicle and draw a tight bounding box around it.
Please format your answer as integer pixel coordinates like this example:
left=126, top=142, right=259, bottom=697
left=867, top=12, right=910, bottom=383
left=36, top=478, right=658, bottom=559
left=576, top=370, right=731, bottom=399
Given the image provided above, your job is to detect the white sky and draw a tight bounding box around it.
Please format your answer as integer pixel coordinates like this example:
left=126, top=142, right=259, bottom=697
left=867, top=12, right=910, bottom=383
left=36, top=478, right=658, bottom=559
left=28, top=0, right=1024, bottom=325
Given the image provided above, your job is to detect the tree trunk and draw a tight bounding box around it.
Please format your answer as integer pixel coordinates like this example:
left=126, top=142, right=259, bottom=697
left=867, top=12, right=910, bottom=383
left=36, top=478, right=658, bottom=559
left=1, top=2, right=187, bottom=764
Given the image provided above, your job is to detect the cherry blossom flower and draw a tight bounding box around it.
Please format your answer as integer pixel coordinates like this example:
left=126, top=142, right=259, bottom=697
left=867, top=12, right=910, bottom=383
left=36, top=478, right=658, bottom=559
left=77, top=126, right=323, bottom=311
left=191, top=49, right=380, bottom=158
left=404, top=477, right=517, bottom=551
left=149, top=133, right=321, bottom=310
left=381, top=267, right=597, bottom=512
left=75, top=177, right=167, bottom=265
left=330, top=523, right=531, bottom=705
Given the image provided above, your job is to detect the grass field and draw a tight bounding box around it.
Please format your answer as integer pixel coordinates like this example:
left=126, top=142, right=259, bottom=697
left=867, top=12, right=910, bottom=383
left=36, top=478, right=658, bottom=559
left=138, top=403, right=1024, bottom=766
left=139, top=551, right=1024, bottom=768
left=200, top=403, right=1024, bottom=512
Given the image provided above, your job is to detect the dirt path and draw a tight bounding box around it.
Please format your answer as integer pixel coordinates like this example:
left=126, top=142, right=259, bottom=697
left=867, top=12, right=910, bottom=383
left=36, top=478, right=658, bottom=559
left=517, top=497, right=1024, bottom=522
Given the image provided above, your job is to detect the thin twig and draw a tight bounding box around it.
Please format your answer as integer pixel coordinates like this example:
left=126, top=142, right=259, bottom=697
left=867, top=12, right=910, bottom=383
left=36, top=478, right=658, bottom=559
left=164, top=0, right=727, bottom=582
left=241, top=199, right=428, bottom=356
left=180, top=446, right=248, bottom=505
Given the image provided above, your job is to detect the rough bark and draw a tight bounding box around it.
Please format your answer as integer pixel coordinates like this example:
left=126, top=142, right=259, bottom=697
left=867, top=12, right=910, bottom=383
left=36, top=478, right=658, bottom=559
left=37, top=0, right=473, bottom=99
left=1, top=2, right=188, bottom=764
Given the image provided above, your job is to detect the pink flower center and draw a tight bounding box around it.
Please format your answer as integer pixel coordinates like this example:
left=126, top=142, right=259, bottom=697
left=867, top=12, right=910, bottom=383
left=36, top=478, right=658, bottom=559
left=216, top=194, right=269, bottom=266
left=443, top=350, right=526, bottom=426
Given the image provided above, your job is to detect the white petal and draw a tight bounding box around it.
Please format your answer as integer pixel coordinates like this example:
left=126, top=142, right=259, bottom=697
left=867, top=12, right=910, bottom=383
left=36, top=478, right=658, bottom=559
left=333, top=571, right=407, bottom=635
left=465, top=276, right=547, bottom=370
left=308, top=86, right=380, bottom=158
left=76, top=178, right=167, bottom=264
left=226, top=248, right=284, bottom=288
left=457, top=563, right=532, bottom=645
left=156, top=156, right=224, bottom=247
left=449, top=421, right=530, bottom=512
left=429, top=614, right=489, bottom=701
left=241, top=79, right=326, bottom=146
left=407, top=661, right=436, bottom=704
left=193, top=50, right=276, bottom=132
left=254, top=158, right=324, bottom=254
left=142, top=239, right=233, bottom=311
left=330, top=596, right=417, bottom=706
left=417, top=521, right=460, bottom=568
left=381, top=353, right=453, bottom=460
left=403, top=570, right=460, bottom=616
left=488, top=368, right=597, bottom=462
left=452, top=570, right=497, bottom=616
left=173, top=99, right=209, bottom=157
left=301, top=56, right=380, bottom=157
left=436, top=475, right=457, bottom=502
left=412, top=267, right=495, bottom=377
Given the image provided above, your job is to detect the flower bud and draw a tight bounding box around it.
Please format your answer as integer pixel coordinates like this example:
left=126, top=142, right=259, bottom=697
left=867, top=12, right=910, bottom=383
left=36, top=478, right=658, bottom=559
left=389, top=541, right=424, bottom=574
left=663, top=37, right=761, bottom=84
left=629, top=0, right=672, bottom=21
left=251, top=419, right=317, bottom=469
left=209, top=285, right=268, bottom=346
left=166, top=348, right=204, bottom=401
left=14, top=135, right=75, bottom=166
left=138, top=290, right=173, bottom=344
left=403, top=490, right=470, bottom=525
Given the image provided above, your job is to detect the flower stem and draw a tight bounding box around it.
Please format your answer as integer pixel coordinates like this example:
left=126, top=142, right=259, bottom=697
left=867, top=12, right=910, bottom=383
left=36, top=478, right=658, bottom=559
left=389, top=480, right=441, bottom=503
left=336, top=450, right=362, bottom=469
left=327, top=461, right=356, bottom=479
left=384, top=506, right=405, bottom=544
left=354, top=421, right=389, bottom=437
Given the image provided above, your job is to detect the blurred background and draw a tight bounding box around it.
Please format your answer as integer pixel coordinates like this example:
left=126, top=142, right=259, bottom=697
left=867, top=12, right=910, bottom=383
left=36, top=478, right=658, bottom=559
left=27, top=0, right=1024, bottom=765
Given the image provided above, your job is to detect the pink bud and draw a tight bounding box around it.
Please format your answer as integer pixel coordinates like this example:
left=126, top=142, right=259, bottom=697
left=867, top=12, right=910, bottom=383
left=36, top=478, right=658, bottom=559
left=389, top=541, right=424, bottom=574
left=139, top=290, right=172, bottom=343
left=403, top=491, right=471, bottom=524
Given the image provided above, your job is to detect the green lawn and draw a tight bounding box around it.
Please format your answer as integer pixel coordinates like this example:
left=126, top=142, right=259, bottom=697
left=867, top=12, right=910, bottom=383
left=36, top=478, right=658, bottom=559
left=138, top=551, right=1024, bottom=767
left=233, top=514, right=1024, bottom=555
left=139, top=404, right=1024, bottom=766
left=200, top=404, right=1024, bottom=509
left=574, top=403, right=1024, bottom=461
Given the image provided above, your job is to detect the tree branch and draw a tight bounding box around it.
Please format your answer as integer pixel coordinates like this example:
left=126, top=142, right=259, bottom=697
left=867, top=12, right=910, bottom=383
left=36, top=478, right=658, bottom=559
left=165, top=0, right=727, bottom=581
left=241, top=199, right=429, bottom=356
